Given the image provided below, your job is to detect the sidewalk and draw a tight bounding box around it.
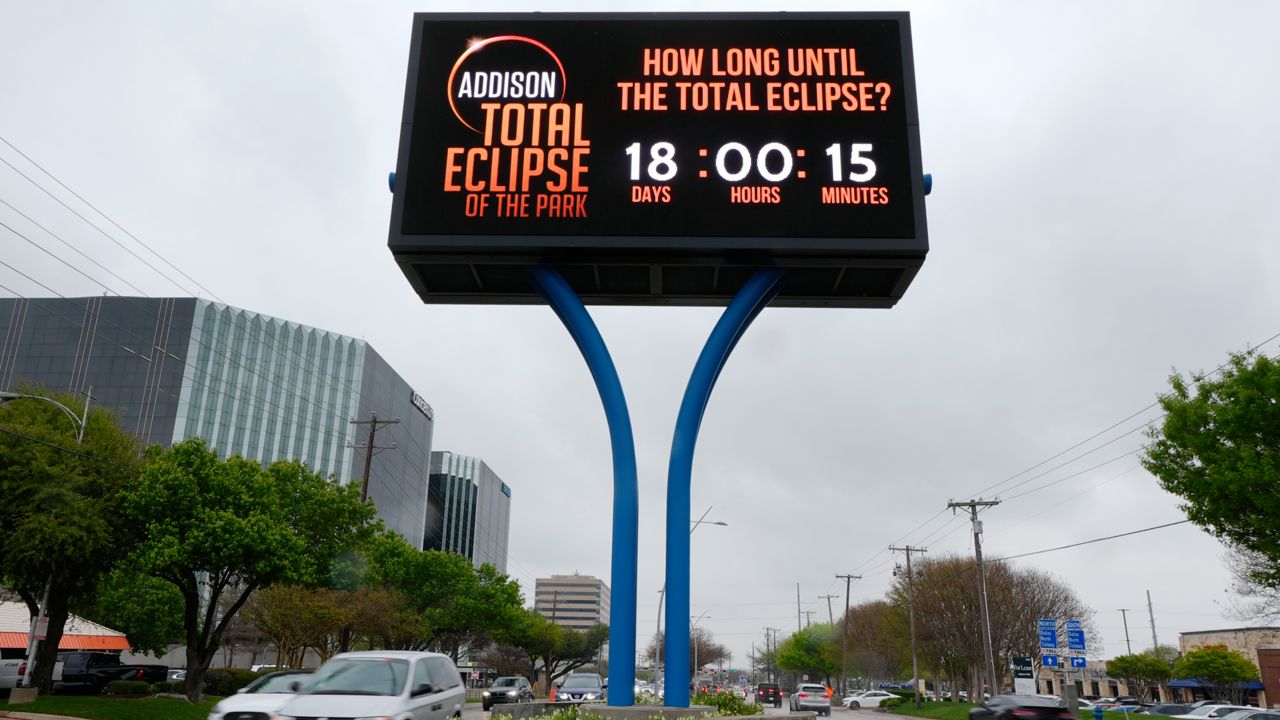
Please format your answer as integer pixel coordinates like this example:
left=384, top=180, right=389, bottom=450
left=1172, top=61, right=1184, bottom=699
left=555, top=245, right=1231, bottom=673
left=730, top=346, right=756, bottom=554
left=0, top=713, right=83, bottom=720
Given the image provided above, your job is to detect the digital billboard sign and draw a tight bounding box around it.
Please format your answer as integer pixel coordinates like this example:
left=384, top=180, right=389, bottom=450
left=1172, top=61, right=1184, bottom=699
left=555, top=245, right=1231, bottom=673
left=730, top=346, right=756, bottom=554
left=388, top=13, right=928, bottom=306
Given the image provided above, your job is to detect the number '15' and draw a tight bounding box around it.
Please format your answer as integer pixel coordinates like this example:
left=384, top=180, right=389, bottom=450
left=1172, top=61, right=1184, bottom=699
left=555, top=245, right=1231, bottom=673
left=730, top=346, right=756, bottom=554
left=825, top=143, right=877, bottom=182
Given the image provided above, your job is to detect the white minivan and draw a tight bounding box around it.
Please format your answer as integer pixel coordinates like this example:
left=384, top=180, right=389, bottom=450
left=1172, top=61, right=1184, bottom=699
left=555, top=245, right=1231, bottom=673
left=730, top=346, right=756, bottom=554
left=269, top=651, right=465, bottom=720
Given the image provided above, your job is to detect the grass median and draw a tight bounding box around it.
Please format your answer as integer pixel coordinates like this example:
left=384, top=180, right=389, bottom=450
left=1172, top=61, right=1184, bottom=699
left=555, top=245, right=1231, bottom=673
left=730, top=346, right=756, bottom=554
left=876, top=700, right=979, bottom=720
left=0, top=694, right=219, bottom=720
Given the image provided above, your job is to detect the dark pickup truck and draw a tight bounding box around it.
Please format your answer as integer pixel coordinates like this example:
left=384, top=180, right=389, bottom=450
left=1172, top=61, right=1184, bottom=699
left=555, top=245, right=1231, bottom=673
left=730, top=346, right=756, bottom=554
left=52, top=651, right=168, bottom=693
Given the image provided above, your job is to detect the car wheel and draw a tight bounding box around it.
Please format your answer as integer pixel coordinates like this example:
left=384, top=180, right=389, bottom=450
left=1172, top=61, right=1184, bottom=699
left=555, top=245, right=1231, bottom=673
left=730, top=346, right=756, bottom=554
left=852, top=701, right=861, bottom=709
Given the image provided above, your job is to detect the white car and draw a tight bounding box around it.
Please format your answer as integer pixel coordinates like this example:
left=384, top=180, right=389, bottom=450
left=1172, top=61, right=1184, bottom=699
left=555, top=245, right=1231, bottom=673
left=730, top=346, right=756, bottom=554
left=207, top=670, right=310, bottom=720
left=270, top=650, right=465, bottom=720
left=1173, top=706, right=1259, bottom=720
left=846, top=690, right=899, bottom=708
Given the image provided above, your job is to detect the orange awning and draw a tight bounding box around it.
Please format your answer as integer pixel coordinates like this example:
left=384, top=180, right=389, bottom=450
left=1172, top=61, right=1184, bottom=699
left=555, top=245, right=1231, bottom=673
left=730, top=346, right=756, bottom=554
left=0, top=632, right=131, bottom=651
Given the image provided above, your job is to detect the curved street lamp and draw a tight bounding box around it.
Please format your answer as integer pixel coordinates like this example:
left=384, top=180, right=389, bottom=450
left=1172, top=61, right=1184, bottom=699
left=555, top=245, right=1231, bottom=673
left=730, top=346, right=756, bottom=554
left=655, top=507, right=726, bottom=692
left=0, top=388, right=92, bottom=691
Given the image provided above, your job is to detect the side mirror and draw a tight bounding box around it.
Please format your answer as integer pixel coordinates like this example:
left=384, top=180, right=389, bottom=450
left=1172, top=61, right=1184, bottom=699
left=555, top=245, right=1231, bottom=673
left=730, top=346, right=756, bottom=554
left=289, top=680, right=302, bottom=692
left=236, top=687, right=248, bottom=694
left=412, top=682, right=435, bottom=697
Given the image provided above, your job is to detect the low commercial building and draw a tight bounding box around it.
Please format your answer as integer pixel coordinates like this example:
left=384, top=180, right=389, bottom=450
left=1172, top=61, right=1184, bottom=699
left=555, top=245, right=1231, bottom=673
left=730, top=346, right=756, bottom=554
left=0, top=601, right=129, bottom=657
left=534, top=574, right=611, bottom=631
left=1178, top=627, right=1279, bottom=707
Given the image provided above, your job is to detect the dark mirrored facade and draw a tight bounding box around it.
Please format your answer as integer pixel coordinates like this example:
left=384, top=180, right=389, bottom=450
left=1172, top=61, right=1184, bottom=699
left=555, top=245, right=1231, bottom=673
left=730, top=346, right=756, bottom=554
left=425, top=451, right=511, bottom=572
left=0, top=296, right=434, bottom=548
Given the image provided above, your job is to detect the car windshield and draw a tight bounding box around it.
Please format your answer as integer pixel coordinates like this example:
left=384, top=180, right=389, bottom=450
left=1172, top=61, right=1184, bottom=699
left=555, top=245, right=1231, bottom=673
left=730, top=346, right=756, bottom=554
left=562, top=676, right=601, bottom=689
left=305, top=658, right=409, bottom=696
left=494, top=678, right=521, bottom=688
left=1187, top=709, right=1235, bottom=717
left=247, top=672, right=310, bottom=694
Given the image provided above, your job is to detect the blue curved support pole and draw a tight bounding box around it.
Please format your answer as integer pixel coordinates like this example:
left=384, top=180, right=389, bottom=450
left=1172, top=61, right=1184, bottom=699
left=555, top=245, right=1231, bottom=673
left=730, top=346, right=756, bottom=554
left=664, top=268, right=785, bottom=707
left=529, top=266, right=638, bottom=707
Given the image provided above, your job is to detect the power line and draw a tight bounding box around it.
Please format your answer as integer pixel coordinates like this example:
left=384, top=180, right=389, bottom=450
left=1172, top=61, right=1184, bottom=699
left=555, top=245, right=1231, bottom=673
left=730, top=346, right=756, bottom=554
left=0, top=135, right=224, bottom=302
left=0, top=195, right=148, bottom=295
left=991, top=520, right=1191, bottom=562
left=0, top=138, right=377, bottom=434
left=0, top=425, right=129, bottom=469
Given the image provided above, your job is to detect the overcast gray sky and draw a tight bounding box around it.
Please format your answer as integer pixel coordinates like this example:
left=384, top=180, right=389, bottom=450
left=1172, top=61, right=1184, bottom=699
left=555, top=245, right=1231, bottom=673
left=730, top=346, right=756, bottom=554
left=3, top=1, right=1279, bottom=669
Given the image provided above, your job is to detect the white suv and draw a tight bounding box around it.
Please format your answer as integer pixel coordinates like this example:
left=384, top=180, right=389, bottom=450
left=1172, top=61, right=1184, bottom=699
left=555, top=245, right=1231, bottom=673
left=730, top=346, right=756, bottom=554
left=270, top=651, right=464, bottom=720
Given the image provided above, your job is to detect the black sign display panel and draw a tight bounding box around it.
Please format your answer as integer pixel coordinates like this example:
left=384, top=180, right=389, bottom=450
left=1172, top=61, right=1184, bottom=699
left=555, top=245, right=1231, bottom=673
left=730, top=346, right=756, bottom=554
left=388, top=13, right=928, bottom=307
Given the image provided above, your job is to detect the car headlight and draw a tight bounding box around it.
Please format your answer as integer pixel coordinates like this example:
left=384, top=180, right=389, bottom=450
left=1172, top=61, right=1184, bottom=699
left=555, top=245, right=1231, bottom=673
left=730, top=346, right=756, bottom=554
left=585, top=693, right=597, bottom=699
left=506, top=690, right=518, bottom=696
left=483, top=691, right=491, bottom=696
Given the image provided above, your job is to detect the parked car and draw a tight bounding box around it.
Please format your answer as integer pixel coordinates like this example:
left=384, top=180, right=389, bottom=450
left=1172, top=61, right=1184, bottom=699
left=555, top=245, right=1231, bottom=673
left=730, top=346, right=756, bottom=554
left=1219, top=711, right=1280, bottom=720
left=52, top=651, right=168, bottom=694
left=555, top=673, right=607, bottom=703
left=483, top=675, right=534, bottom=711
left=969, top=695, right=1076, bottom=720
left=206, top=670, right=311, bottom=720
left=167, top=668, right=187, bottom=683
left=270, top=650, right=464, bottom=720
left=1141, top=705, right=1192, bottom=716
left=0, top=656, right=27, bottom=692
left=791, top=683, right=832, bottom=716
left=756, top=682, right=782, bottom=707
left=846, top=690, right=899, bottom=708
left=1173, top=706, right=1259, bottom=720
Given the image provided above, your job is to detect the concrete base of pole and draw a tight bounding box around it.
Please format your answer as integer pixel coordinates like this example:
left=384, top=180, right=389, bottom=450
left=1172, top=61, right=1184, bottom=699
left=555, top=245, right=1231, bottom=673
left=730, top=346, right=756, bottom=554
left=8, top=686, right=40, bottom=703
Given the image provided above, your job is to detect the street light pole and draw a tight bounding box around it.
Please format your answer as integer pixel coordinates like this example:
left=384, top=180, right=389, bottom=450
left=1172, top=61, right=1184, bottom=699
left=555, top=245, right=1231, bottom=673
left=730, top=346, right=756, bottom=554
left=0, top=388, right=92, bottom=692
left=692, top=612, right=710, bottom=688
left=657, top=506, right=725, bottom=699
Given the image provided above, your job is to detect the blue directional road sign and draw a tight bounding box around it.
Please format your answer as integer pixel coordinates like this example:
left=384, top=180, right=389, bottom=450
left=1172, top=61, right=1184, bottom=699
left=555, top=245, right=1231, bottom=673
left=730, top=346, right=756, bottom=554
left=1070, top=656, right=1087, bottom=669
left=1038, top=619, right=1059, bottom=649
left=1042, top=655, right=1060, bottom=667
left=1065, top=620, right=1086, bottom=651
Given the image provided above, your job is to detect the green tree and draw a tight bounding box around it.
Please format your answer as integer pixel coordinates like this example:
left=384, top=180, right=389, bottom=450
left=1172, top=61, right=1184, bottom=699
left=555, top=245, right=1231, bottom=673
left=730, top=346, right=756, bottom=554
left=1173, top=645, right=1259, bottom=705
left=0, top=388, right=141, bottom=691
left=75, top=562, right=185, bottom=656
left=776, top=624, right=840, bottom=686
left=121, top=438, right=373, bottom=701
left=1105, top=652, right=1172, bottom=702
left=1143, top=352, right=1280, bottom=590
left=508, top=611, right=608, bottom=693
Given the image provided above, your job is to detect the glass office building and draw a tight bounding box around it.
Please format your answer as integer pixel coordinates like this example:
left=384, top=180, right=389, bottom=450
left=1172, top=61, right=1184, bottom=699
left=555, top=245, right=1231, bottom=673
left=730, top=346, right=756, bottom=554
left=0, top=296, right=435, bottom=547
left=425, top=451, right=511, bottom=572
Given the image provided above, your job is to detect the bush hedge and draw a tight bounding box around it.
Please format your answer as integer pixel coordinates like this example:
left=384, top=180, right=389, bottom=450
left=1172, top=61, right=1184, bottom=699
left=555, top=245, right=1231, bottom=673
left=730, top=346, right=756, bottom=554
left=693, top=690, right=762, bottom=716
left=152, top=680, right=174, bottom=693
left=882, top=697, right=905, bottom=709
left=203, top=668, right=270, bottom=696
left=105, top=679, right=152, bottom=696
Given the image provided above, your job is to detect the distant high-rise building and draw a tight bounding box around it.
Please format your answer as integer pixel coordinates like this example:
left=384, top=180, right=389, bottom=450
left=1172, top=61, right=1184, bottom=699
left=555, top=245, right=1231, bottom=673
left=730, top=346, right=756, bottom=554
left=425, top=451, right=511, bottom=572
left=534, top=574, right=611, bottom=630
left=0, top=296, right=435, bottom=547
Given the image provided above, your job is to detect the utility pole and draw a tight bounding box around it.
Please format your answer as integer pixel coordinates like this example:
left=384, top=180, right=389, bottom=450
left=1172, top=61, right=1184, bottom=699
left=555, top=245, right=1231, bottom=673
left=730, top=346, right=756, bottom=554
left=836, top=573, right=861, bottom=694
left=796, top=582, right=803, bottom=632
left=949, top=498, right=1001, bottom=697
left=1146, top=590, right=1159, bottom=650
left=802, top=610, right=816, bottom=627
left=890, top=545, right=927, bottom=709
left=349, top=412, right=398, bottom=501
left=819, top=594, right=838, bottom=625
left=1118, top=609, right=1133, bottom=655
left=765, top=627, right=780, bottom=683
